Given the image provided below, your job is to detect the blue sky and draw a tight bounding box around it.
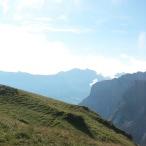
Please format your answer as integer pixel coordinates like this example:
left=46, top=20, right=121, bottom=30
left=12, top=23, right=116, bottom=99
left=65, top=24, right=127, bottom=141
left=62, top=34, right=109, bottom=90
left=0, top=0, right=146, bottom=76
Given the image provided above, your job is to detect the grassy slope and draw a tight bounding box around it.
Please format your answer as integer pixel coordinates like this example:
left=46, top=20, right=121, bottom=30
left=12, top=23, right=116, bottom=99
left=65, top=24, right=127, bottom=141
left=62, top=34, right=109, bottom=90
left=0, top=85, right=136, bottom=146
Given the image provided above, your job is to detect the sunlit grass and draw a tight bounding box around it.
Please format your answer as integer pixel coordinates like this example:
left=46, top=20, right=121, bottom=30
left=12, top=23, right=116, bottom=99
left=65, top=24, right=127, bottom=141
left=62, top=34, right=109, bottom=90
left=0, top=85, right=136, bottom=146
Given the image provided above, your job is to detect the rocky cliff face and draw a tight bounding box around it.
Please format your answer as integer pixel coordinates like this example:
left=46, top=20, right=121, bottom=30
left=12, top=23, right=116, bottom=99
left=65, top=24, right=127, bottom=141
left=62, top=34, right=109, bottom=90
left=112, top=81, right=146, bottom=146
left=80, top=72, right=146, bottom=145
left=81, top=72, right=146, bottom=119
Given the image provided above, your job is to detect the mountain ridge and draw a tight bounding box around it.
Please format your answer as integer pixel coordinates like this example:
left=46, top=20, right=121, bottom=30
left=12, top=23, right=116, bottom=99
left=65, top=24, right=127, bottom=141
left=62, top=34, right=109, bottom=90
left=80, top=71, right=146, bottom=119
left=0, top=84, right=136, bottom=146
left=0, top=68, right=106, bottom=104
left=80, top=71, right=146, bottom=146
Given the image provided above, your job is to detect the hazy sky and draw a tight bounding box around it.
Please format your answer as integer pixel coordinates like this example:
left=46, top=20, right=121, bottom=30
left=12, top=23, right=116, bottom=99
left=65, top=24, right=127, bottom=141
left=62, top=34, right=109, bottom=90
left=0, top=0, right=146, bottom=76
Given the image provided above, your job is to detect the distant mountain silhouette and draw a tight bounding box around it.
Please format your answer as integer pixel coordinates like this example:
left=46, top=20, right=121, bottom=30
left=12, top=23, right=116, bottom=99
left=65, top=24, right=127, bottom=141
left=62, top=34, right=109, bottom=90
left=0, top=68, right=106, bottom=104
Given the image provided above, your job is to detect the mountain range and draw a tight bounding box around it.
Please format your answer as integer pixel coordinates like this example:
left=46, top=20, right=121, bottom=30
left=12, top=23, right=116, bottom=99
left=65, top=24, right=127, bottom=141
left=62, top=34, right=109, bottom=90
left=0, top=69, right=106, bottom=104
left=1, top=68, right=145, bottom=145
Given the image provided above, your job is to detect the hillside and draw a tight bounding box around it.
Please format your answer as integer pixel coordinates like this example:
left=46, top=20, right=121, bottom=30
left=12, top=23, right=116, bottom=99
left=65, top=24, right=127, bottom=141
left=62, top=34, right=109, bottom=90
left=0, top=85, right=136, bottom=146
left=111, top=81, right=146, bottom=146
left=0, top=69, right=106, bottom=104
left=80, top=72, right=146, bottom=119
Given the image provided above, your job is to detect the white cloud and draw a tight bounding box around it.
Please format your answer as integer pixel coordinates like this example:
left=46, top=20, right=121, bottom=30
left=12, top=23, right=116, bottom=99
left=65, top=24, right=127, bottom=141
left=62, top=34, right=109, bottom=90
left=15, top=0, right=82, bottom=13
left=0, top=24, right=93, bottom=75
left=119, top=54, right=146, bottom=73
left=57, top=15, right=68, bottom=21
left=16, top=0, right=45, bottom=11
left=0, top=0, right=9, bottom=15
left=19, top=22, right=93, bottom=34
left=90, top=79, right=98, bottom=86
left=138, top=32, right=146, bottom=49
left=0, top=0, right=84, bottom=29
left=0, top=24, right=71, bottom=74
left=0, top=24, right=146, bottom=77
left=43, top=26, right=92, bottom=34
left=33, top=17, right=53, bottom=22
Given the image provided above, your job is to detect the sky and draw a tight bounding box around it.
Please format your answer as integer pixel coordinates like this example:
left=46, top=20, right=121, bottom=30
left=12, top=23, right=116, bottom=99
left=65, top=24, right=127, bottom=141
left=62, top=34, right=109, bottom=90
left=0, top=0, right=146, bottom=77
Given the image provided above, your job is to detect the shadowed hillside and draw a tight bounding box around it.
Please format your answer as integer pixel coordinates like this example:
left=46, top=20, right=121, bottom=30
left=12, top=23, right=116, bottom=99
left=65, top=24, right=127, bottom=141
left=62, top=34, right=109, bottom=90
left=112, top=81, right=146, bottom=146
left=80, top=72, right=146, bottom=145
